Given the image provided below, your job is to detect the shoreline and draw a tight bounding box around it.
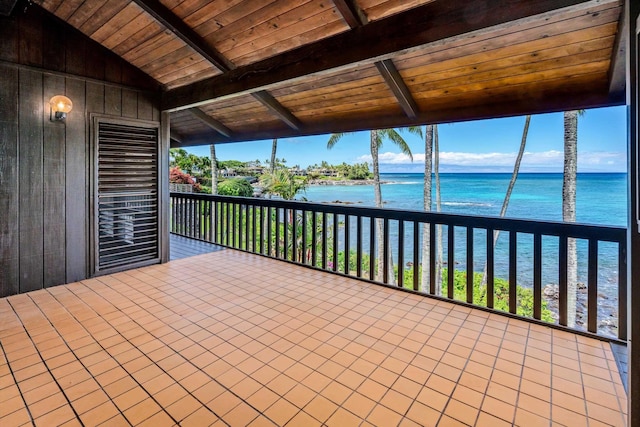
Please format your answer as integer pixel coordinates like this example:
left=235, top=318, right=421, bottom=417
left=308, top=179, right=390, bottom=186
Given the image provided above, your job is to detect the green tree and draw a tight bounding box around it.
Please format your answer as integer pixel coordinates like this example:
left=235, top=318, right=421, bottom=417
left=218, top=160, right=245, bottom=170
left=169, top=148, right=211, bottom=183
left=210, top=144, right=218, bottom=195
left=328, top=127, right=421, bottom=284
left=218, top=178, right=254, bottom=197
left=260, top=168, right=307, bottom=200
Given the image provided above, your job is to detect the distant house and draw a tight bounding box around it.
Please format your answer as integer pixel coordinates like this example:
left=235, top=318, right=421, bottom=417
left=309, top=167, right=338, bottom=177
left=221, top=168, right=237, bottom=177
left=290, top=166, right=307, bottom=176
left=245, top=166, right=265, bottom=175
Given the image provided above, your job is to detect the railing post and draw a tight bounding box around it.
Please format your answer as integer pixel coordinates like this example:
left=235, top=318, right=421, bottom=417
left=559, top=236, right=568, bottom=326
left=168, top=193, right=627, bottom=345
left=344, top=215, right=350, bottom=275
left=447, top=225, right=454, bottom=299
left=587, top=239, right=599, bottom=334
left=486, top=228, right=495, bottom=309
left=413, top=221, right=419, bottom=291
left=369, top=217, right=375, bottom=281
left=302, top=210, right=308, bottom=265
left=509, top=232, right=517, bottom=314
left=333, top=213, right=338, bottom=272
left=322, top=212, right=327, bottom=270
left=356, top=215, right=363, bottom=278
left=533, top=233, right=542, bottom=320
left=383, top=218, right=390, bottom=284
left=466, top=227, right=473, bottom=304
left=429, top=222, right=436, bottom=295
left=398, top=220, right=405, bottom=287
left=619, top=241, right=628, bottom=341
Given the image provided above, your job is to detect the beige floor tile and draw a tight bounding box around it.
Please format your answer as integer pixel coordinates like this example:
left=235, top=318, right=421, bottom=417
left=0, top=250, right=627, bottom=426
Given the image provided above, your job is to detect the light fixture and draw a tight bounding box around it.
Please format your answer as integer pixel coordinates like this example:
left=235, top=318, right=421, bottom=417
left=49, top=95, right=73, bottom=121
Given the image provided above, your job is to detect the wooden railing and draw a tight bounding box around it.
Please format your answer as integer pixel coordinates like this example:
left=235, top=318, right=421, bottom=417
left=170, top=192, right=627, bottom=341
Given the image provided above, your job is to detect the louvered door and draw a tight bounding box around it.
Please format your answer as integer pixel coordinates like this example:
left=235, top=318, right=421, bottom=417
left=95, top=119, right=160, bottom=273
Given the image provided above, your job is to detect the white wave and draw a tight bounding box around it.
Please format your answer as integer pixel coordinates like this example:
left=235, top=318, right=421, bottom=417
left=442, top=201, right=492, bottom=207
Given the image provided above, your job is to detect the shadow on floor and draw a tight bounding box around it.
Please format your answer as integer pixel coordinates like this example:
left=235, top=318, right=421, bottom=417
left=611, top=342, right=628, bottom=393
left=170, top=233, right=226, bottom=261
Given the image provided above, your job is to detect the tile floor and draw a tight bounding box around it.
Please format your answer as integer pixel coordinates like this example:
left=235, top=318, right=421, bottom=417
left=0, top=250, right=628, bottom=426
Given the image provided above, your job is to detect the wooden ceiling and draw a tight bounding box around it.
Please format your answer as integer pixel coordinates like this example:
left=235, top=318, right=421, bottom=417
left=36, top=0, right=625, bottom=147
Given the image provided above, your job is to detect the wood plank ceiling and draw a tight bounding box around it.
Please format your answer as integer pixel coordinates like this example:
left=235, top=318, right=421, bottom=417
left=36, top=0, right=625, bottom=147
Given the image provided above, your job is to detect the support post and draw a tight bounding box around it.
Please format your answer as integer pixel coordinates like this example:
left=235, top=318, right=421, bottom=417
left=160, top=111, right=170, bottom=263
left=627, top=0, right=640, bottom=423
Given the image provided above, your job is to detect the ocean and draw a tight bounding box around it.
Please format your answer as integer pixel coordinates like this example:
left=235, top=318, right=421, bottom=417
left=303, top=173, right=627, bottom=311
left=304, top=173, right=627, bottom=227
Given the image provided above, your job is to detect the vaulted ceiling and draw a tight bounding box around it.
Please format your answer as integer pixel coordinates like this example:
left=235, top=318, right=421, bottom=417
left=35, top=0, right=625, bottom=146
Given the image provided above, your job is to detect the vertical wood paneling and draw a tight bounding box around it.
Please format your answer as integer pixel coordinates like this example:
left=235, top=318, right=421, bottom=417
left=64, top=78, right=88, bottom=283
left=65, top=29, right=86, bottom=76
left=105, top=85, right=122, bottom=115
left=160, top=111, right=170, bottom=263
left=86, top=41, right=106, bottom=81
left=42, top=17, right=67, bottom=72
left=43, top=74, right=67, bottom=287
left=0, top=7, right=160, bottom=297
left=122, top=89, right=138, bottom=118
left=0, top=65, right=20, bottom=296
left=105, top=60, right=122, bottom=84
left=85, top=82, right=104, bottom=278
left=19, top=8, right=43, bottom=67
left=138, top=92, right=154, bottom=120
left=18, top=69, right=44, bottom=293
left=152, top=101, right=160, bottom=122
left=86, top=82, right=106, bottom=114
left=0, top=14, right=18, bottom=62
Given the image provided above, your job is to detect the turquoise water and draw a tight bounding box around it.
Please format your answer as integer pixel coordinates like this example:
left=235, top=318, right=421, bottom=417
left=303, top=173, right=627, bottom=305
left=305, top=173, right=627, bottom=226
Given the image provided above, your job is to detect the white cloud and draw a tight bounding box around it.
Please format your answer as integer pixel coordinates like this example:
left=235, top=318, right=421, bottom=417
left=357, top=150, right=625, bottom=172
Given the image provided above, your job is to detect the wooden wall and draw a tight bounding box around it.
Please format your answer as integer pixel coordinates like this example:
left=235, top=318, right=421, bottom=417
left=0, top=5, right=161, bottom=297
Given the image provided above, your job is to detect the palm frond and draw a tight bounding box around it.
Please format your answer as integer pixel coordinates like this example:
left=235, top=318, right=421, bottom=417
left=381, top=128, right=414, bottom=161
left=405, top=126, right=423, bottom=139
left=327, top=132, right=351, bottom=149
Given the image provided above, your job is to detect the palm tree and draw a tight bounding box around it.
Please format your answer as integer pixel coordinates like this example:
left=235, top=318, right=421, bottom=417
left=564, top=110, right=583, bottom=327
left=328, top=127, right=421, bottom=284
left=210, top=144, right=218, bottom=194
left=421, top=125, right=434, bottom=292
left=482, top=115, right=531, bottom=286
left=270, top=138, right=278, bottom=173
left=260, top=168, right=307, bottom=200
left=434, top=125, right=443, bottom=295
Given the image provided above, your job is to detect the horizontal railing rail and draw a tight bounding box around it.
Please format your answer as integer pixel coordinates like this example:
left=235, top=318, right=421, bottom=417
left=170, top=192, right=627, bottom=341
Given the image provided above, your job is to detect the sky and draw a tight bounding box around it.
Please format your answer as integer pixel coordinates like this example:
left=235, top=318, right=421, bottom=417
left=184, top=106, right=628, bottom=173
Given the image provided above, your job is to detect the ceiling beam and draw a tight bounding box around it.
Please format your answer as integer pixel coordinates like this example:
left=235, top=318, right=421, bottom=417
left=170, top=130, right=183, bottom=144
left=375, top=59, right=419, bottom=119
left=163, top=0, right=597, bottom=112
left=187, top=108, right=234, bottom=138
left=251, top=91, right=303, bottom=130
left=133, top=0, right=302, bottom=130
left=332, top=0, right=367, bottom=28
left=0, top=0, right=18, bottom=16
left=131, top=0, right=234, bottom=72
left=174, top=79, right=620, bottom=147
left=607, top=3, right=626, bottom=102
left=332, top=0, right=419, bottom=118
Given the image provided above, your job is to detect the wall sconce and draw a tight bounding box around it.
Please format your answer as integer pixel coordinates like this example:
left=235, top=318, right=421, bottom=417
left=49, top=95, right=73, bottom=121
